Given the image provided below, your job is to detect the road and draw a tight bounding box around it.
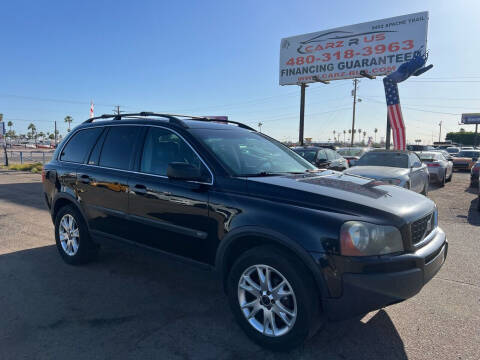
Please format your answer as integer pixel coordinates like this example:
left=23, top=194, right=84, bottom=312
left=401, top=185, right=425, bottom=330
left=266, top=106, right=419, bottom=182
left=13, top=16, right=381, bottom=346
left=0, top=170, right=479, bottom=360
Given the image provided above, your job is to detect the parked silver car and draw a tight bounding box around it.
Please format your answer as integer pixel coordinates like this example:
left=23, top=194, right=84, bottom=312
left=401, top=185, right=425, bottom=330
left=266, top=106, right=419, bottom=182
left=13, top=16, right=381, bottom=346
left=418, top=152, right=453, bottom=186
left=344, top=150, right=429, bottom=195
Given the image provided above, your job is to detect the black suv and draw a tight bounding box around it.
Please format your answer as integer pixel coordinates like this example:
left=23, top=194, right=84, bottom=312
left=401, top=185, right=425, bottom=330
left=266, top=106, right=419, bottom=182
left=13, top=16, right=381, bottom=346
left=42, top=113, right=447, bottom=350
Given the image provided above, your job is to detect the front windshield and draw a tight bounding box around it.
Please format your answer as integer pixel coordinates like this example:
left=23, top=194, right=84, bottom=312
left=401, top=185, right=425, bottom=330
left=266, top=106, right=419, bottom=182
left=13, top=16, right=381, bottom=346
left=192, top=129, right=316, bottom=176
left=356, top=152, right=409, bottom=168
left=446, top=148, right=459, bottom=154
left=337, top=148, right=365, bottom=157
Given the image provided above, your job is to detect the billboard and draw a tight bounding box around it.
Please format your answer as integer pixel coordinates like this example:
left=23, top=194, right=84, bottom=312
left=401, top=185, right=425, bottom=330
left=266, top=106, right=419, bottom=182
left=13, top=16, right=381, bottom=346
left=461, top=113, right=480, bottom=125
left=279, top=12, right=428, bottom=85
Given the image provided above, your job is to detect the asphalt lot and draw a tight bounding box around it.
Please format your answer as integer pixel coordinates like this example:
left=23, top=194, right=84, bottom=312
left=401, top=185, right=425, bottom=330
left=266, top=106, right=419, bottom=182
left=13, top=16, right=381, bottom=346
left=0, top=170, right=479, bottom=360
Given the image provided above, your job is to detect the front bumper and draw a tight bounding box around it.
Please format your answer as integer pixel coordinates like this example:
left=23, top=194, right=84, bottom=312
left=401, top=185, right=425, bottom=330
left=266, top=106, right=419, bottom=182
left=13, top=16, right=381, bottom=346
left=318, top=228, right=447, bottom=320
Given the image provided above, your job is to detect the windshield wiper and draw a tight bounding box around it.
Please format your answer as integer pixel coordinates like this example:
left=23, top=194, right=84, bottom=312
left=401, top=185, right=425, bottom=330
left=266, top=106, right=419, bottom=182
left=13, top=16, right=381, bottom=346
left=238, top=171, right=286, bottom=177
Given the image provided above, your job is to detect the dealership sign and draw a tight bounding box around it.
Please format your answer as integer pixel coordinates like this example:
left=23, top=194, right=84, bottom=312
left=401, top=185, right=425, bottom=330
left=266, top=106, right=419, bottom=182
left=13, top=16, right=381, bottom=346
left=279, top=12, right=428, bottom=85
left=461, top=113, right=480, bottom=125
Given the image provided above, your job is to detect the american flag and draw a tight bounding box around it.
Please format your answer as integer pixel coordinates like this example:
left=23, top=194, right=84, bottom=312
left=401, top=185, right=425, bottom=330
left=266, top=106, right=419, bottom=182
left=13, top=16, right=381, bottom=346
left=383, top=77, right=405, bottom=150
left=90, top=101, right=94, bottom=119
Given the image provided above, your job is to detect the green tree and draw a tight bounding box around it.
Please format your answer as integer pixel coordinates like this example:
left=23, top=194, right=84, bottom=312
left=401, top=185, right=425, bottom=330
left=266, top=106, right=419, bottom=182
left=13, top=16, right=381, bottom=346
left=7, top=121, right=13, bottom=132
left=64, top=115, right=73, bottom=132
left=27, top=123, right=37, bottom=144
left=374, top=128, right=378, bottom=143
left=446, top=131, right=478, bottom=146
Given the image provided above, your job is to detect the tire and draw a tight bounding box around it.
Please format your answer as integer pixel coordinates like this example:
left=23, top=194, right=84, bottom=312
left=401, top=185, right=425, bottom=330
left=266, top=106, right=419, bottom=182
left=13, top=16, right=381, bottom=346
left=447, top=170, right=453, bottom=182
left=54, top=205, right=98, bottom=265
left=421, top=181, right=428, bottom=196
left=226, top=245, right=322, bottom=351
left=439, top=171, right=446, bottom=187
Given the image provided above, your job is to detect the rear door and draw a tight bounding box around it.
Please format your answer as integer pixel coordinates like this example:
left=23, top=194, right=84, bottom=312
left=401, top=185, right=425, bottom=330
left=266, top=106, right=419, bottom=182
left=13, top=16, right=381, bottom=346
left=76, top=125, right=142, bottom=240
left=56, top=127, right=104, bottom=203
left=127, top=126, right=213, bottom=264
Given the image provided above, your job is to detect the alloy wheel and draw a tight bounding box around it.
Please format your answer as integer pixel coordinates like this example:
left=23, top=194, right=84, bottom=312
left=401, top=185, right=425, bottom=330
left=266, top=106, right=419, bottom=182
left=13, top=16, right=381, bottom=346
left=238, top=264, right=297, bottom=337
left=58, top=214, right=80, bottom=256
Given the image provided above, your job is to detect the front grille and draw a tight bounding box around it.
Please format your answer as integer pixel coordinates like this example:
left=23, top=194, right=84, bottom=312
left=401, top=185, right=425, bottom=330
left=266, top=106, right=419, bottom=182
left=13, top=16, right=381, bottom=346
left=411, top=213, right=434, bottom=246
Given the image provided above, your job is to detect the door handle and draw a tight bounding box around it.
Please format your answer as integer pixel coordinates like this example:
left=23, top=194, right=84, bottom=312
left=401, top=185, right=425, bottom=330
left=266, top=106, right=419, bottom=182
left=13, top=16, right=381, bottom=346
left=79, top=174, right=91, bottom=184
left=132, top=184, right=147, bottom=195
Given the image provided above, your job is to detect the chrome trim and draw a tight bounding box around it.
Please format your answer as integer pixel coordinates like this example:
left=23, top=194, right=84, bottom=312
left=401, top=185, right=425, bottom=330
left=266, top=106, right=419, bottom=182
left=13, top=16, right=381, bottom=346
left=58, top=123, right=214, bottom=186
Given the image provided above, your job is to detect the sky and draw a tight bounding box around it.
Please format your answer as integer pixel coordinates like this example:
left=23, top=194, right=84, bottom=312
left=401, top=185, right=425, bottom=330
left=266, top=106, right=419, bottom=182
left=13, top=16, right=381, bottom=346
left=1, top=0, right=479, bottom=144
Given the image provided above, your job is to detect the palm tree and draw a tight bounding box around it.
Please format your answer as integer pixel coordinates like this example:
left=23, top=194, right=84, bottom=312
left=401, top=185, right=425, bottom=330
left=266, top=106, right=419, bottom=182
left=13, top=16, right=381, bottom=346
left=27, top=123, right=37, bottom=145
left=7, top=121, right=13, bottom=132
left=363, top=131, right=367, bottom=144
left=343, top=130, right=346, bottom=144
left=333, top=130, right=336, bottom=141
left=64, top=115, right=73, bottom=132
left=374, top=128, right=378, bottom=143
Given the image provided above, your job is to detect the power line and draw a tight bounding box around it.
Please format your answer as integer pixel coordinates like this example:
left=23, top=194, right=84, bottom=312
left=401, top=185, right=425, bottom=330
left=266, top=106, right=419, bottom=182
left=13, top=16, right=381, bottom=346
left=0, top=93, right=122, bottom=107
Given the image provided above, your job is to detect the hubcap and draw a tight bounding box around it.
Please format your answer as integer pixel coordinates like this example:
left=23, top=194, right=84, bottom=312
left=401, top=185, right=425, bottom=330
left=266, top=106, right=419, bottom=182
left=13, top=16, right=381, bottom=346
left=238, top=265, right=297, bottom=337
left=58, top=214, right=80, bottom=256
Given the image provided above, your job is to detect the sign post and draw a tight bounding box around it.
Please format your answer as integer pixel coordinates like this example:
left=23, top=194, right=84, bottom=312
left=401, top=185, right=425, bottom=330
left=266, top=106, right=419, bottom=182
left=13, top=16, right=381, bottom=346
left=279, top=12, right=428, bottom=145
left=0, top=114, right=8, bottom=166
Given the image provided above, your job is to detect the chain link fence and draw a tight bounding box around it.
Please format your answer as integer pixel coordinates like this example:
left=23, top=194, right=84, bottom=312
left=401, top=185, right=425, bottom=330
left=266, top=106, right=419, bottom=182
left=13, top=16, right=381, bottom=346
left=6, top=151, right=54, bottom=164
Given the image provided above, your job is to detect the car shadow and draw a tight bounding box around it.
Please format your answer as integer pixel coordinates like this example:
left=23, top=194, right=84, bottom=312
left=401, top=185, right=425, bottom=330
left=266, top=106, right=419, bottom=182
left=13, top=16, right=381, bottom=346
left=0, top=244, right=407, bottom=360
left=0, top=181, right=47, bottom=211
left=467, top=197, right=480, bottom=226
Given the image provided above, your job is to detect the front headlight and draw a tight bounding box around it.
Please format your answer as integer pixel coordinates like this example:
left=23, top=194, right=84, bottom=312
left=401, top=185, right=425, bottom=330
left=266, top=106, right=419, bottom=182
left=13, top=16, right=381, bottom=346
left=380, top=178, right=402, bottom=186
left=340, top=221, right=404, bottom=256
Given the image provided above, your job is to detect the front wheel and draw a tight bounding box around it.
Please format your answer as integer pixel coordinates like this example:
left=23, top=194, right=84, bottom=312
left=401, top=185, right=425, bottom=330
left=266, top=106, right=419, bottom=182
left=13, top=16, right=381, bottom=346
left=227, top=246, right=322, bottom=351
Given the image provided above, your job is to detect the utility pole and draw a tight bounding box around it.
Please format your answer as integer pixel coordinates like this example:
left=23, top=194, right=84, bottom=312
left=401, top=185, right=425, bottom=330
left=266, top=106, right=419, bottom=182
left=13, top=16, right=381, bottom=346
left=114, top=105, right=121, bottom=115
left=258, top=122, right=263, bottom=133
left=385, top=113, right=391, bottom=149
left=54, top=121, right=57, bottom=146
left=350, top=79, right=358, bottom=147
left=299, top=83, right=307, bottom=145
left=438, top=121, right=442, bottom=142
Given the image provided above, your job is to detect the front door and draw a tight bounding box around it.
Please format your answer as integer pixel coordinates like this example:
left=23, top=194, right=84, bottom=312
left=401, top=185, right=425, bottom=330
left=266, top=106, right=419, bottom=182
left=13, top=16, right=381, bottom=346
left=127, top=126, right=214, bottom=264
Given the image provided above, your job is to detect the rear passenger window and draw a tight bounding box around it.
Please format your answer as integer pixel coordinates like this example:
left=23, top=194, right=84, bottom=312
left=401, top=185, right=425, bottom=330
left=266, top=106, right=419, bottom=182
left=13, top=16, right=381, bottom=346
left=99, top=126, right=141, bottom=170
left=60, top=128, right=103, bottom=163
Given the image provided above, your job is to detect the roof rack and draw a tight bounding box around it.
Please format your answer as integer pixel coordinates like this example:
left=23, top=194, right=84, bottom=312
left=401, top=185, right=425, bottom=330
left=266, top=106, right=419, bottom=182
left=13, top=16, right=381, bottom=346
left=82, top=112, right=255, bottom=131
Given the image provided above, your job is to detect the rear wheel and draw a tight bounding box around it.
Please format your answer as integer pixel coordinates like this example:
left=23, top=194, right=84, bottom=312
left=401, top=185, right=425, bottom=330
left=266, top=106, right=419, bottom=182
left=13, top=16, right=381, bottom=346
left=421, top=181, right=428, bottom=196
left=226, top=246, right=323, bottom=351
left=447, top=169, right=453, bottom=182
left=55, top=205, right=98, bottom=265
left=439, top=170, right=446, bottom=187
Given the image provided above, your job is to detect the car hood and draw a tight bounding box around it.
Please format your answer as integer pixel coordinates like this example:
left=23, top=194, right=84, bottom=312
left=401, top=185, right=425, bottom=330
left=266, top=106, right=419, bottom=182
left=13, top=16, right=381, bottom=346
left=343, top=166, right=409, bottom=179
left=245, top=171, right=434, bottom=225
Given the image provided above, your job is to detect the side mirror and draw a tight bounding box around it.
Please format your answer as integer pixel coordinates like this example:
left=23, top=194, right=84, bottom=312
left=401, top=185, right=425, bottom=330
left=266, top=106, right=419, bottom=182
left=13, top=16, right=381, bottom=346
left=167, top=162, right=201, bottom=181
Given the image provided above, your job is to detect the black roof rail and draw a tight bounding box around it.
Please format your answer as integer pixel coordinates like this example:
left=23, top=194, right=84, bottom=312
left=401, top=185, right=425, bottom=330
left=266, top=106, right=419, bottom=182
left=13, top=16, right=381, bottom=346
left=82, top=112, right=256, bottom=131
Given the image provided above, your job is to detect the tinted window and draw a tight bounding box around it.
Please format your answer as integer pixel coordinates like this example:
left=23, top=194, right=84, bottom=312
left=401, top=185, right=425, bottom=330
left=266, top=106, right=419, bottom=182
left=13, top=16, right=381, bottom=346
left=458, top=151, right=480, bottom=158
left=409, top=153, right=421, bottom=166
left=99, top=126, right=141, bottom=170
left=87, top=129, right=107, bottom=165
left=141, top=127, right=211, bottom=180
left=357, top=152, right=409, bottom=168
left=60, top=127, right=103, bottom=163
left=292, top=149, right=317, bottom=163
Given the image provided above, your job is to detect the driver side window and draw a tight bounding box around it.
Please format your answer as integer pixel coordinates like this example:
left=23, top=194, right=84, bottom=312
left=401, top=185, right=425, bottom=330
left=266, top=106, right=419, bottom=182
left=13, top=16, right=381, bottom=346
left=410, top=153, right=421, bottom=167
left=317, top=149, right=328, bottom=161
left=140, top=127, right=211, bottom=181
